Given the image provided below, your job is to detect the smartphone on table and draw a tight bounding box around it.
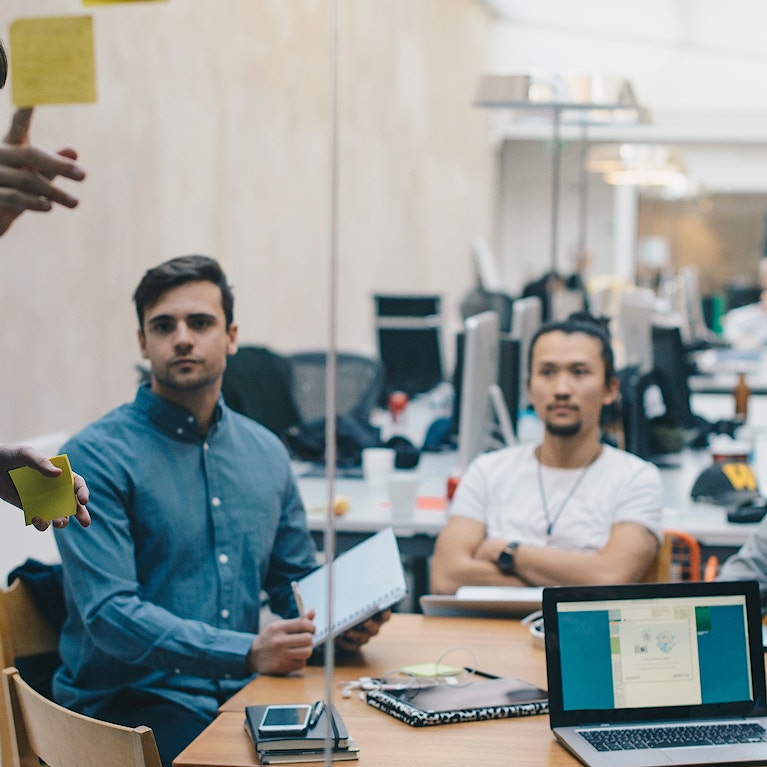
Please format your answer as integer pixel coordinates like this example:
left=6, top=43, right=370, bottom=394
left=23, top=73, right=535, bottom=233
left=258, top=704, right=313, bottom=736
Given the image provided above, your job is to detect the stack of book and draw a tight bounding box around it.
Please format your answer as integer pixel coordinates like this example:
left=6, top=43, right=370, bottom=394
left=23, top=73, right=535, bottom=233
left=245, top=703, right=359, bottom=764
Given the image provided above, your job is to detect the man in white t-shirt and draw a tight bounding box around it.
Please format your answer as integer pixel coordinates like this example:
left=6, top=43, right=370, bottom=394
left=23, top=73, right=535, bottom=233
left=430, top=316, right=663, bottom=593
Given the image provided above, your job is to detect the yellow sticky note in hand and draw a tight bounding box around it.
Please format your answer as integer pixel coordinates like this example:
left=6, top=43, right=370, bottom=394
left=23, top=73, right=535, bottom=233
left=9, top=454, right=76, bottom=526
left=9, top=16, right=97, bottom=107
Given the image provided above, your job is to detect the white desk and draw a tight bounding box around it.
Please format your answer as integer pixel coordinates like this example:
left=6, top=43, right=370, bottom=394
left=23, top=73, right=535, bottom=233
left=690, top=348, right=767, bottom=396
left=296, top=452, right=455, bottom=607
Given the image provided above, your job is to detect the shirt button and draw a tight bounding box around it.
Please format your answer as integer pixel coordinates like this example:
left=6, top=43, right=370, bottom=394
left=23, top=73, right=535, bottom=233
left=176, top=427, right=184, bottom=436
left=187, top=416, right=195, bottom=423
left=211, top=497, right=221, bottom=507
left=221, top=609, right=230, bottom=619
left=203, top=443, right=209, bottom=451
left=219, top=553, right=229, bottom=565
left=174, top=668, right=181, bottom=675
left=224, top=673, right=232, bottom=680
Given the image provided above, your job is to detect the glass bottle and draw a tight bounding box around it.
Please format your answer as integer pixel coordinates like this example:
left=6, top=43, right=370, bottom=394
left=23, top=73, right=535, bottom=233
left=734, top=372, right=751, bottom=422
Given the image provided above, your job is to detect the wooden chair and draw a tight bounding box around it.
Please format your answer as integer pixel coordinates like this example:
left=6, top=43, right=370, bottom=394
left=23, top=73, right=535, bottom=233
left=2, top=667, right=162, bottom=767
left=0, top=578, right=60, bottom=767
left=642, top=532, right=673, bottom=583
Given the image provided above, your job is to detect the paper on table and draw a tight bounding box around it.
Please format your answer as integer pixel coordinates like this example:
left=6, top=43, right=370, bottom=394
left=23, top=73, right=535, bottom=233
left=9, top=454, right=76, bottom=526
left=9, top=16, right=96, bottom=107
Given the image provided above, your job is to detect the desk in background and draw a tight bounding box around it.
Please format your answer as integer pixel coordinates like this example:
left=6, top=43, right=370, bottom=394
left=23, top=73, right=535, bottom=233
left=296, top=433, right=766, bottom=602
left=297, top=452, right=454, bottom=609
left=173, top=614, right=572, bottom=767
left=690, top=348, right=767, bottom=396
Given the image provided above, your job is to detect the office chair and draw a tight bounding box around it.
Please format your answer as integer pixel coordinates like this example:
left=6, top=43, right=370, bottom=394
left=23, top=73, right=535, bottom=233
left=643, top=530, right=703, bottom=583
left=2, top=668, right=162, bottom=767
left=374, top=294, right=445, bottom=400
left=220, top=345, right=302, bottom=439
left=667, top=529, right=703, bottom=581
left=285, top=351, right=385, bottom=424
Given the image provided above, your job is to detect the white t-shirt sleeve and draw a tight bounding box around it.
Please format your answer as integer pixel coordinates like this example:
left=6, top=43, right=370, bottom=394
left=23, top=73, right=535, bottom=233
left=607, top=457, right=664, bottom=544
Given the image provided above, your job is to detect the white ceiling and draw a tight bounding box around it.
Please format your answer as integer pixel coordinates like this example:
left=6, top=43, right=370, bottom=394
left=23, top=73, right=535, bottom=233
left=476, top=0, right=767, bottom=191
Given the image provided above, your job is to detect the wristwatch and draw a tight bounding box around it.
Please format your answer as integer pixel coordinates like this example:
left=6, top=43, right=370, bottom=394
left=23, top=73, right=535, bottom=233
left=497, top=541, right=520, bottom=575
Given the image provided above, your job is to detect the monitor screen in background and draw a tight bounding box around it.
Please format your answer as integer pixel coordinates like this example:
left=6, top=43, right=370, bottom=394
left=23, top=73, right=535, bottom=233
left=457, top=311, right=500, bottom=472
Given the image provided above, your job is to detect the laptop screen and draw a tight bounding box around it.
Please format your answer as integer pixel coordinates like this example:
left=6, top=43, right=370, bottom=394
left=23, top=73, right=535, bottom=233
left=543, top=581, right=767, bottom=729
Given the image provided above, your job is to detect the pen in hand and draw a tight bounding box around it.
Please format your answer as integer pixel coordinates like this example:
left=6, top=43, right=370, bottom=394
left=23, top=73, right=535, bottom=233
left=291, top=580, right=306, bottom=619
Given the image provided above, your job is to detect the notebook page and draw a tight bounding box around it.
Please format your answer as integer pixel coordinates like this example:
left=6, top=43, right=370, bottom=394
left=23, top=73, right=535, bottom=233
left=297, top=527, right=407, bottom=646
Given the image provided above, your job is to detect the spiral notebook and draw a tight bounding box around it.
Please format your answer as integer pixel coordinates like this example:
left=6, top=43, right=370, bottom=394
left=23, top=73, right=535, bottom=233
left=296, top=527, right=408, bottom=647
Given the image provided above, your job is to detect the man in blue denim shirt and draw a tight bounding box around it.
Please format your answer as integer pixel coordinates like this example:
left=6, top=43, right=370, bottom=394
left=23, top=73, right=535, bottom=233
left=53, top=255, right=387, bottom=766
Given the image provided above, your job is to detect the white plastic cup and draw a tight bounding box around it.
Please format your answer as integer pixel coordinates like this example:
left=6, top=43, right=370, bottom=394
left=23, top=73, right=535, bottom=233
left=362, top=447, right=396, bottom=493
left=388, top=471, right=420, bottom=519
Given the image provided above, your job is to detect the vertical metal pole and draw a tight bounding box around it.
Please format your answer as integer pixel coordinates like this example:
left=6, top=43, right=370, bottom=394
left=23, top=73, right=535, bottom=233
left=577, top=123, right=589, bottom=259
left=323, top=0, right=339, bottom=763
left=550, top=107, right=562, bottom=276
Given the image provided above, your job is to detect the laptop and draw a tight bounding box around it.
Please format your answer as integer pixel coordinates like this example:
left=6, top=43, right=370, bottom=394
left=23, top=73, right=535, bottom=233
left=543, top=580, right=767, bottom=767
left=419, top=586, right=543, bottom=618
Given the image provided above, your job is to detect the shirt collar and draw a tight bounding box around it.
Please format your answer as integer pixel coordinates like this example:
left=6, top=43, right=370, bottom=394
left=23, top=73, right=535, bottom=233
left=135, top=383, right=224, bottom=441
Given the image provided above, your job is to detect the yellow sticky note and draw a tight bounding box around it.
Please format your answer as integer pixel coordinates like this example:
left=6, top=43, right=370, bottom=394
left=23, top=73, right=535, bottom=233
left=9, top=454, right=76, bottom=526
left=399, top=663, right=464, bottom=678
left=9, top=16, right=97, bottom=107
left=82, top=0, right=167, bottom=5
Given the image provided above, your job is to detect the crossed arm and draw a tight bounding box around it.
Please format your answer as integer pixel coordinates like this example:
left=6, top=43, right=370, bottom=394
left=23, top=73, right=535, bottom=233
left=430, top=516, right=660, bottom=594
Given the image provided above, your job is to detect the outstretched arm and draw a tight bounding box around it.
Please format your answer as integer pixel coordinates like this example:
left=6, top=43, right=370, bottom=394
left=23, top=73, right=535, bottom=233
left=0, top=108, right=86, bottom=236
left=0, top=444, right=90, bottom=530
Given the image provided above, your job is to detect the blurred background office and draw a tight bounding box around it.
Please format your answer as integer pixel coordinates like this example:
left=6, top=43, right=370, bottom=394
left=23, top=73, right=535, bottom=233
left=3, top=0, right=767, bottom=449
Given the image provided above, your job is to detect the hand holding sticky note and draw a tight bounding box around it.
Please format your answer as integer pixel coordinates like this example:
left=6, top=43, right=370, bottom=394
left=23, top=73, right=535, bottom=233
left=9, top=454, right=77, bottom=526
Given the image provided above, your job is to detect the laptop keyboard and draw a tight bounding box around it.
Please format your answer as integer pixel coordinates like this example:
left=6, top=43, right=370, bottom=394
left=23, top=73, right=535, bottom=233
left=580, top=722, right=767, bottom=751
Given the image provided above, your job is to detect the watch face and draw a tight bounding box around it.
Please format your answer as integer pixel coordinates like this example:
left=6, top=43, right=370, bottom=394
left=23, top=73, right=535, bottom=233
left=498, top=549, right=514, bottom=575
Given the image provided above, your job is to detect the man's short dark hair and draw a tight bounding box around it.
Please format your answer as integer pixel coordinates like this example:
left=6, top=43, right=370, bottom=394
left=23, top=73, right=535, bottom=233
left=527, top=313, right=615, bottom=385
left=133, top=255, right=234, bottom=330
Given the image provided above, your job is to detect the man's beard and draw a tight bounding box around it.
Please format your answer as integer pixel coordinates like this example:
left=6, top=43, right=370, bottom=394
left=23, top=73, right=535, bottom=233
left=153, top=367, right=220, bottom=393
left=544, top=419, right=582, bottom=438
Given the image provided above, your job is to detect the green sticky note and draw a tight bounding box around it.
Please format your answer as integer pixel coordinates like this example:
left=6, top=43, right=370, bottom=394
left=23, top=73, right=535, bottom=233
left=9, top=454, right=76, bottom=526
left=399, top=663, right=464, bottom=678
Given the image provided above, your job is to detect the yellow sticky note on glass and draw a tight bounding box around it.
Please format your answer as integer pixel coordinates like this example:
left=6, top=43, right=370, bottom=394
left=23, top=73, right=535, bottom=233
left=9, top=16, right=97, bottom=107
left=83, top=0, right=167, bottom=4
left=9, top=454, right=76, bottom=526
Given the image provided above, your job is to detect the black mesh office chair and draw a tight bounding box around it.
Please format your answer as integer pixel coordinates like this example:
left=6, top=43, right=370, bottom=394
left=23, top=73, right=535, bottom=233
left=285, top=351, right=385, bottom=424
left=220, top=345, right=302, bottom=439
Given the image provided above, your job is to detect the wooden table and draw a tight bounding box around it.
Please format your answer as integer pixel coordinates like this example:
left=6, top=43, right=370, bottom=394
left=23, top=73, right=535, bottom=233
left=173, top=614, right=578, bottom=767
